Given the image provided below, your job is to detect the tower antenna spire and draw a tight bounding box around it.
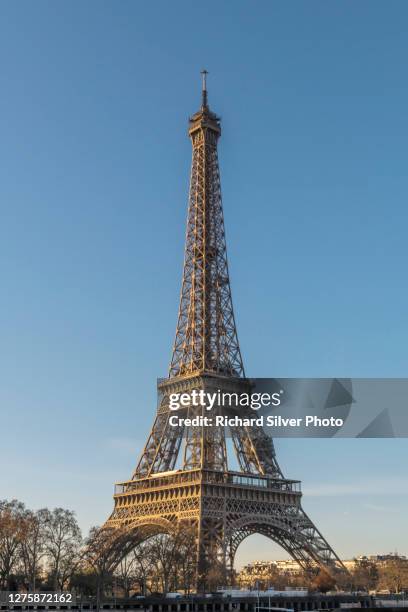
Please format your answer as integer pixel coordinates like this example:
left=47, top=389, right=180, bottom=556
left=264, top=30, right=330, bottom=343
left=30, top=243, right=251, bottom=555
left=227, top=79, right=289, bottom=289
left=201, top=69, right=208, bottom=108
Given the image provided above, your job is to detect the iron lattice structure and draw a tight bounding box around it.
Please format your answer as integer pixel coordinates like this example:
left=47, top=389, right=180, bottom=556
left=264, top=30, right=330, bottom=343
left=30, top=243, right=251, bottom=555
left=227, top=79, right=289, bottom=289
left=105, top=74, right=345, bottom=588
left=169, top=80, right=243, bottom=380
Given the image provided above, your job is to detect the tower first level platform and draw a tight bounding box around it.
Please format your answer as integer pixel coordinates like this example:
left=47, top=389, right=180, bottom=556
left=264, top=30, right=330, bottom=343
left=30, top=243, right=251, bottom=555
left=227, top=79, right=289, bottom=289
left=107, top=467, right=341, bottom=576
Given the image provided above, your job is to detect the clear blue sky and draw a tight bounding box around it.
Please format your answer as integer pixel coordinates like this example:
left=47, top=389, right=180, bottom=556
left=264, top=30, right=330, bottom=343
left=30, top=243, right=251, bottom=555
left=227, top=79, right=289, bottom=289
left=1, top=1, right=407, bottom=567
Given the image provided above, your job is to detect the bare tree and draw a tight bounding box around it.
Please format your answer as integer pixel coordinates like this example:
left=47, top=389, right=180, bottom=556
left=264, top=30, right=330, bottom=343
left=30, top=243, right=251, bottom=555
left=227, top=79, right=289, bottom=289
left=42, top=508, right=82, bottom=590
left=136, top=527, right=196, bottom=594
left=0, top=499, right=28, bottom=589
left=82, top=525, right=132, bottom=611
left=174, top=527, right=196, bottom=594
left=352, top=558, right=379, bottom=592
left=149, top=532, right=185, bottom=594
left=311, top=569, right=336, bottom=593
left=378, top=559, right=408, bottom=593
left=114, top=554, right=136, bottom=598
left=20, top=509, right=47, bottom=591
left=129, top=540, right=155, bottom=595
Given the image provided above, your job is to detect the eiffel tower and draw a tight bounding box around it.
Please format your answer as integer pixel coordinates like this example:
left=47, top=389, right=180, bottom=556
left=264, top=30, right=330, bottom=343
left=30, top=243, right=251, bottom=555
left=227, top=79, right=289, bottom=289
left=105, top=72, right=345, bottom=588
